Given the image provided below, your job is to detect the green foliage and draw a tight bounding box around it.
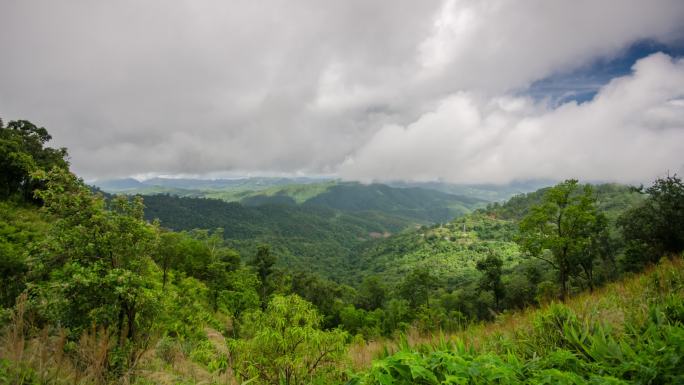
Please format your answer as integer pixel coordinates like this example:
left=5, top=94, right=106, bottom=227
left=476, top=253, right=505, bottom=311
left=356, top=276, right=388, bottom=311
left=251, top=245, right=277, bottom=304
left=229, top=294, right=348, bottom=385
left=399, top=267, right=439, bottom=308
left=303, top=182, right=486, bottom=223
left=32, top=169, right=161, bottom=345
left=518, top=180, right=608, bottom=300
left=0, top=201, right=50, bottom=308
left=351, top=280, right=684, bottom=385
left=0, top=120, right=68, bottom=201
left=141, top=194, right=413, bottom=281
left=2, top=120, right=681, bottom=384
left=619, top=175, right=684, bottom=270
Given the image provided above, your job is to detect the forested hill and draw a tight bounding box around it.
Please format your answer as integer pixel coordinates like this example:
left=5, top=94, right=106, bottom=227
left=302, top=183, right=484, bottom=223
left=141, top=194, right=413, bottom=279
left=141, top=183, right=488, bottom=279
left=100, top=179, right=489, bottom=224
left=348, top=183, right=645, bottom=287
left=484, top=182, right=644, bottom=221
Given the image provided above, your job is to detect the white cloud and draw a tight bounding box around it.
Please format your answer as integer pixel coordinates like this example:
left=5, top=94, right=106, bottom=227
left=0, top=0, right=683, bottom=181
left=340, top=53, right=684, bottom=184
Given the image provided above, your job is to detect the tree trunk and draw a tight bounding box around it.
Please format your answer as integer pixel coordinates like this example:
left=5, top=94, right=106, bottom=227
left=126, top=304, right=136, bottom=341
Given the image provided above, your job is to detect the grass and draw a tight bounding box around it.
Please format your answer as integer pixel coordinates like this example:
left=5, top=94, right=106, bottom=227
left=347, top=256, right=684, bottom=371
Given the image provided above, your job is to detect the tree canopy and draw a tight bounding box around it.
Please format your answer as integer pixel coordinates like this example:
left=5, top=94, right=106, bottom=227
left=517, top=180, right=607, bottom=300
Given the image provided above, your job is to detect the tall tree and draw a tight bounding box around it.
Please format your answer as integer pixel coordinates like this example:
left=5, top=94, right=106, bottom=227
left=619, top=174, right=684, bottom=270
left=250, top=244, right=277, bottom=306
left=34, top=168, right=161, bottom=346
left=517, top=180, right=606, bottom=301
left=399, top=267, right=438, bottom=308
left=357, top=275, right=387, bottom=311
left=0, top=120, right=68, bottom=201
left=476, top=252, right=505, bottom=311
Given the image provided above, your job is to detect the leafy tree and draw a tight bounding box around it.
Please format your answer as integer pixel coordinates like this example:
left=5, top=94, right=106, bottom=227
left=156, top=231, right=184, bottom=287
left=476, top=252, right=504, bottom=311
left=229, top=294, right=347, bottom=385
left=356, top=275, right=387, bottom=311
left=382, top=298, right=411, bottom=333
left=250, top=244, right=277, bottom=305
left=0, top=120, right=68, bottom=201
left=222, top=267, right=261, bottom=318
left=619, top=174, right=684, bottom=270
left=34, top=168, right=161, bottom=347
left=186, top=228, right=241, bottom=311
left=517, top=180, right=607, bottom=301
left=290, top=271, right=354, bottom=328
left=399, top=267, right=439, bottom=308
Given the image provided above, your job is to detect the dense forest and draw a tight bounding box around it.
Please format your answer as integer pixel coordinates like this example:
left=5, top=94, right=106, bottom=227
left=1, top=119, right=683, bottom=384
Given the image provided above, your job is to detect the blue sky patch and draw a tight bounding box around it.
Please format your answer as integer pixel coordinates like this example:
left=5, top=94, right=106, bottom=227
left=527, top=40, right=684, bottom=106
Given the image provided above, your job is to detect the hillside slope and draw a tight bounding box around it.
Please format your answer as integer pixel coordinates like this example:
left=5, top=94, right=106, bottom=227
left=349, top=257, right=684, bottom=384
left=142, top=194, right=415, bottom=279
left=350, top=183, right=644, bottom=286
left=303, top=183, right=486, bottom=223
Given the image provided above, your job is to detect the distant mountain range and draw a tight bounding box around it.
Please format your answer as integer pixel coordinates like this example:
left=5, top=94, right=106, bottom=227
left=93, top=176, right=327, bottom=194
left=93, top=177, right=553, bottom=204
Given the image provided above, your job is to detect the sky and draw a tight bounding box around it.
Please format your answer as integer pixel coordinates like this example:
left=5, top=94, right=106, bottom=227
left=1, top=0, right=684, bottom=184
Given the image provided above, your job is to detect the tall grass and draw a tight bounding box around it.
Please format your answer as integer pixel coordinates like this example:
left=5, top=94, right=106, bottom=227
left=0, top=297, right=236, bottom=385
left=348, top=257, right=684, bottom=384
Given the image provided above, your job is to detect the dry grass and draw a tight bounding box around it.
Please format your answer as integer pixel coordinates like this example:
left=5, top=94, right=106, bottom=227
left=348, top=257, right=683, bottom=370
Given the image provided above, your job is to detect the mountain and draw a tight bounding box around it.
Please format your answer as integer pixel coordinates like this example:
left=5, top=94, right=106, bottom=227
left=140, top=182, right=490, bottom=280
left=386, top=179, right=556, bottom=201
left=142, top=194, right=416, bottom=280
left=96, top=177, right=489, bottom=224
left=93, top=176, right=329, bottom=195
left=142, top=176, right=326, bottom=190
left=347, top=182, right=644, bottom=285
left=94, top=177, right=551, bottom=203
left=92, top=177, right=144, bottom=192
left=237, top=182, right=488, bottom=223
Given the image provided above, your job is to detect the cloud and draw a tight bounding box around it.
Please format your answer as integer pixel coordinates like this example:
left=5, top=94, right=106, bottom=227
left=0, top=0, right=683, bottom=181
left=340, top=53, right=684, bottom=184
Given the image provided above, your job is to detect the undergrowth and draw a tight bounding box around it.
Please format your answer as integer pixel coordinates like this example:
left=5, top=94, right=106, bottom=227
left=348, top=257, right=684, bottom=384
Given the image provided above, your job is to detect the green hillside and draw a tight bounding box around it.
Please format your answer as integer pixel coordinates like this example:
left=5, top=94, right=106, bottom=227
left=349, top=183, right=643, bottom=286
left=141, top=194, right=413, bottom=280
left=303, top=183, right=486, bottom=223
left=140, top=183, right=488, bottom=280
left=99, top=178, right=488, bottom=225
left=349, top=257, right=684, bottom=385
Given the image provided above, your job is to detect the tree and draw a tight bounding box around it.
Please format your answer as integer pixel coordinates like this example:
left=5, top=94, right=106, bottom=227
left=0, top=120, right=68, bottom=201
left=156, top=231, right=184, bottom=287
left=357, top=275, right=387, bottom=310
left=517, top=180, right=606, bottom=301
left=476, top=252, right=504, bottom=311
left=229, top=295, right=347, bottom=385
left=34, top=168, right=161, bottom=347
left=187, top=228, right=241, bottom=312
left=399, top=267, right=438, bottom=308
left=290, top=271, right=353, bottom=328
left=619, top=175, right=684, bottom=270
left=250, top=244, right=277, bottom=306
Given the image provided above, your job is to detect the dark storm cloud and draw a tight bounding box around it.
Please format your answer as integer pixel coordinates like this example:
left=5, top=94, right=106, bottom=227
left=1, top=0, right=683, bottom=182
